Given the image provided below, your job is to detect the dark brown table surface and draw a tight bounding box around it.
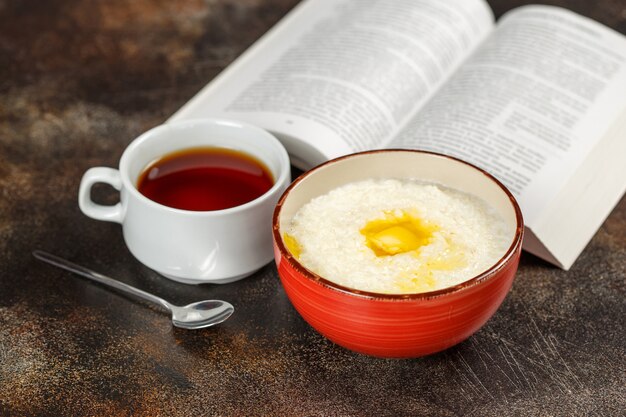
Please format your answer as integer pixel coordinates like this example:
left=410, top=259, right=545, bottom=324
left=1, top=1, right=625, bottom=415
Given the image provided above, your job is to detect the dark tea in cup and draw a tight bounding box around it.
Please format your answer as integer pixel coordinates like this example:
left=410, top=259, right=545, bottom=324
left=78, top=118, right=290, bottom=283
left=137, top=147, right=274, bottom=211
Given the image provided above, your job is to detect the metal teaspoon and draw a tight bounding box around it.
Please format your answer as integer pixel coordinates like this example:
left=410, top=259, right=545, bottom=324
left=33, top=250, right=234, bottom=329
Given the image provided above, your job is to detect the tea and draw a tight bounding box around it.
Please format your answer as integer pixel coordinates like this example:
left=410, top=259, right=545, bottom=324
left=137, top=147, right=274, bottom=211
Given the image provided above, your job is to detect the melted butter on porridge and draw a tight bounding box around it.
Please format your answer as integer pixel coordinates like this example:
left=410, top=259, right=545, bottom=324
left=283, top=179, right=512, bottom=294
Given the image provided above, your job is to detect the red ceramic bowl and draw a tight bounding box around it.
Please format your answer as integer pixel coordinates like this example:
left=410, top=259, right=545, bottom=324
left=272, top=150, right=523, bottom=358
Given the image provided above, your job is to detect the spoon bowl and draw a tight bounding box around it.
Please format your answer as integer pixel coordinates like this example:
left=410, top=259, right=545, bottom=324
left=171, top=300, right=234, bottom=329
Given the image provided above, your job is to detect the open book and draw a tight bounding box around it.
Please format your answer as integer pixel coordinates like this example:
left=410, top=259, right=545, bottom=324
left=169, top=0, right=626, bottom=270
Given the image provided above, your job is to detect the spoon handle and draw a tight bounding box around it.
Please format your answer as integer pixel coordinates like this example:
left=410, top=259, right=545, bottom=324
left=33, top=250, right=172, bottom=311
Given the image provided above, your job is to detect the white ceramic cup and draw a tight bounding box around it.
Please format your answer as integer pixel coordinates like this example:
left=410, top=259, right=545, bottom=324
left=78, top=118, right=291, bottom=284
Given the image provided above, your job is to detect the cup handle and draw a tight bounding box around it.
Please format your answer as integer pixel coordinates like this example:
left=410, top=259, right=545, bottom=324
left=78, top=167, right=124, bottom=223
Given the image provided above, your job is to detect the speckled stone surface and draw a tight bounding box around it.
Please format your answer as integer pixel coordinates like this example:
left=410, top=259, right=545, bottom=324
left=0, top=1, right=625, bottom=416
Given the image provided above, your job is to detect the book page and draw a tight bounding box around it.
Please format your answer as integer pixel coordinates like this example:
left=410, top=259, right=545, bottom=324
left=390, top=5, right=626, bottom=223
left=170, top=0, right=493, bottom=168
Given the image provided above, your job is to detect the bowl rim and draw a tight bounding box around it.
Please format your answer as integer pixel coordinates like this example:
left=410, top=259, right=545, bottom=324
left=272, top=149, right=524, bottom=301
